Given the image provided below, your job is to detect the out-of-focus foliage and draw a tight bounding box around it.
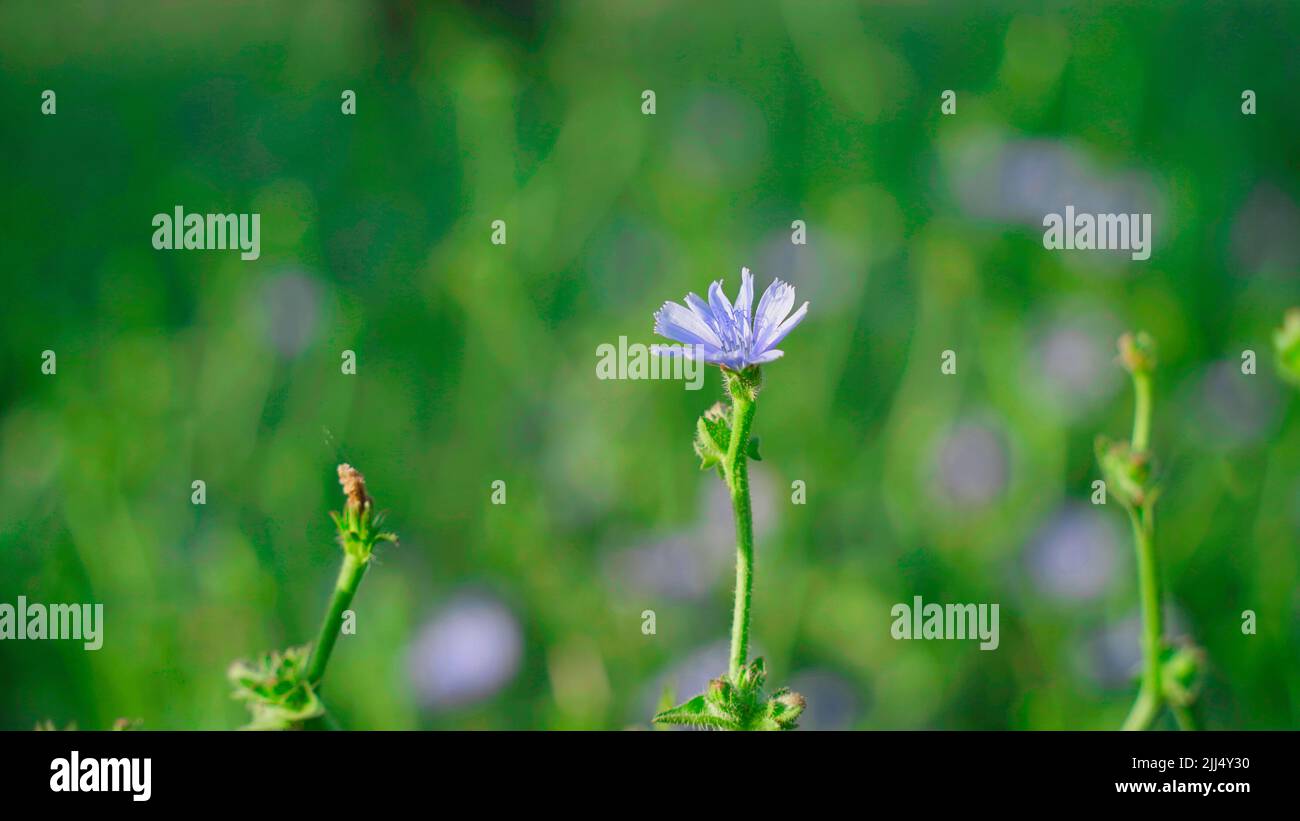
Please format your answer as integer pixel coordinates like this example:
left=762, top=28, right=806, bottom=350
left=1, top=0, right=1298, bottom=730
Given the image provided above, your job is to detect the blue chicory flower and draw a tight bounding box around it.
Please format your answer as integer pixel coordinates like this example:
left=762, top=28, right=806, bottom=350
left=652, top=268, right=809, bottom=370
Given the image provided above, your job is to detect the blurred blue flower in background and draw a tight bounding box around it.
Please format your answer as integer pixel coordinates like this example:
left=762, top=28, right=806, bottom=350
left=929, top=420, right=1010, bottom=509
left=406, top=593, right=523, bottom=710
left=1026, top=504, right=1121, bottom=602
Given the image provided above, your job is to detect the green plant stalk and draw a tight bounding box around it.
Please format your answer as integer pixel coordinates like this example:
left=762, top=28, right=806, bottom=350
left=1170, top=700, right=1200, bottom=731
left=306, top=551, right=367, bottom=687
left=1122, top=504, right=1162, bottom=731
left=1121, top=366, right=1166, bottom=731
left=1131, top=370, right=1152, bottom=452
left=1122, top=685, right=1160, bottom=732
left=723, top=378, right=757, bottom=682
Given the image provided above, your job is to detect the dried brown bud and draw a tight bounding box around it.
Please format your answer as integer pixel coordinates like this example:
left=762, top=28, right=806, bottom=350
left=776, top=691, right=806, bottom=712
left=704, top=402, right=728, bottom=423
left=769, top=689, right=806, bottom=729
left=337, top=463, right=369, bottom=512
left=708, top=676, right=732, bottom=702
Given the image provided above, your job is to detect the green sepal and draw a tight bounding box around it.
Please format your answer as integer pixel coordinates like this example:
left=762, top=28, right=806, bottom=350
left=724, top=366, right=763, bottom=402
left=331, top=504, right=397, bottom=562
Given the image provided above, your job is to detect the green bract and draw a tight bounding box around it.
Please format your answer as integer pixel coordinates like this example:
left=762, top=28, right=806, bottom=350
left=695, top=402, right=761, bottom=476
left=695, top=402, right=730, bottom=473
left=1095, top=436, right=1157, bottom=510
left=329, top=491, right=398, bottom=564
left=654, top=659, right=805, bottom=731
left=228, top=646, right=323, bottom=731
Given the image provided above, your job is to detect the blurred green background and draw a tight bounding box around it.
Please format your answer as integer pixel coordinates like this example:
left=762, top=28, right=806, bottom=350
left=2, top=0, right=1298, bottom=730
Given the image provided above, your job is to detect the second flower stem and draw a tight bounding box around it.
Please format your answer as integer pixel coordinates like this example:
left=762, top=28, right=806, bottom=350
left=724, top=379, right=757, bottom=682
left=1131, top=371, right=1152, bottom=452
left=1122, top=365, right=1164, bottom=730
left=1123, top=504, right=1162, bottom=730
left=306, top=551, right=367, bottom=687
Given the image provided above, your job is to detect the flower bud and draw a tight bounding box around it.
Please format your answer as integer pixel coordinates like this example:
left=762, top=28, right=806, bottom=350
left=1273, top=308, right=1300, bottom=387
left=337, top=463, right=369, bottom=514
left=707, top=676, right=733, bottom=707
left=735, top=657, right=767, bottom=691
left=1161, top=644, right=1205, bottom=707
left=329, top=464, right=397, bottom=561
left=768, top=689, right=806, bottom=730
left=694, top=404, right=731, bottom=470
left=1118, top=331, right=1156, bottom=375
left=1096, top=436, right=1157, bottom=510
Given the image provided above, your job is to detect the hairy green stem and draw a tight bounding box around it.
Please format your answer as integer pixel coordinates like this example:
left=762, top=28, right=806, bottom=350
left=306, top=551, right=367, bottom=687
left=724, top=379, right=757, bottom=681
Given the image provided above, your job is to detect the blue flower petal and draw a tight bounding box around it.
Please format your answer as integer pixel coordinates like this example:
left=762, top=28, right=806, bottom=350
left=756, top=300, right=808, bottom=354
left=685, top=292, right=722, bottom=339
left=752, top=278, right=796, bottom=351
left=654, top=301, right=723, bottom=349
left=707, top=280, right=736, bottom=344
left=652, top=342, right=721, bottom=360
left=734, top=268, right=754, bottom=335
left=750, top=349, right=784, bottom=364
